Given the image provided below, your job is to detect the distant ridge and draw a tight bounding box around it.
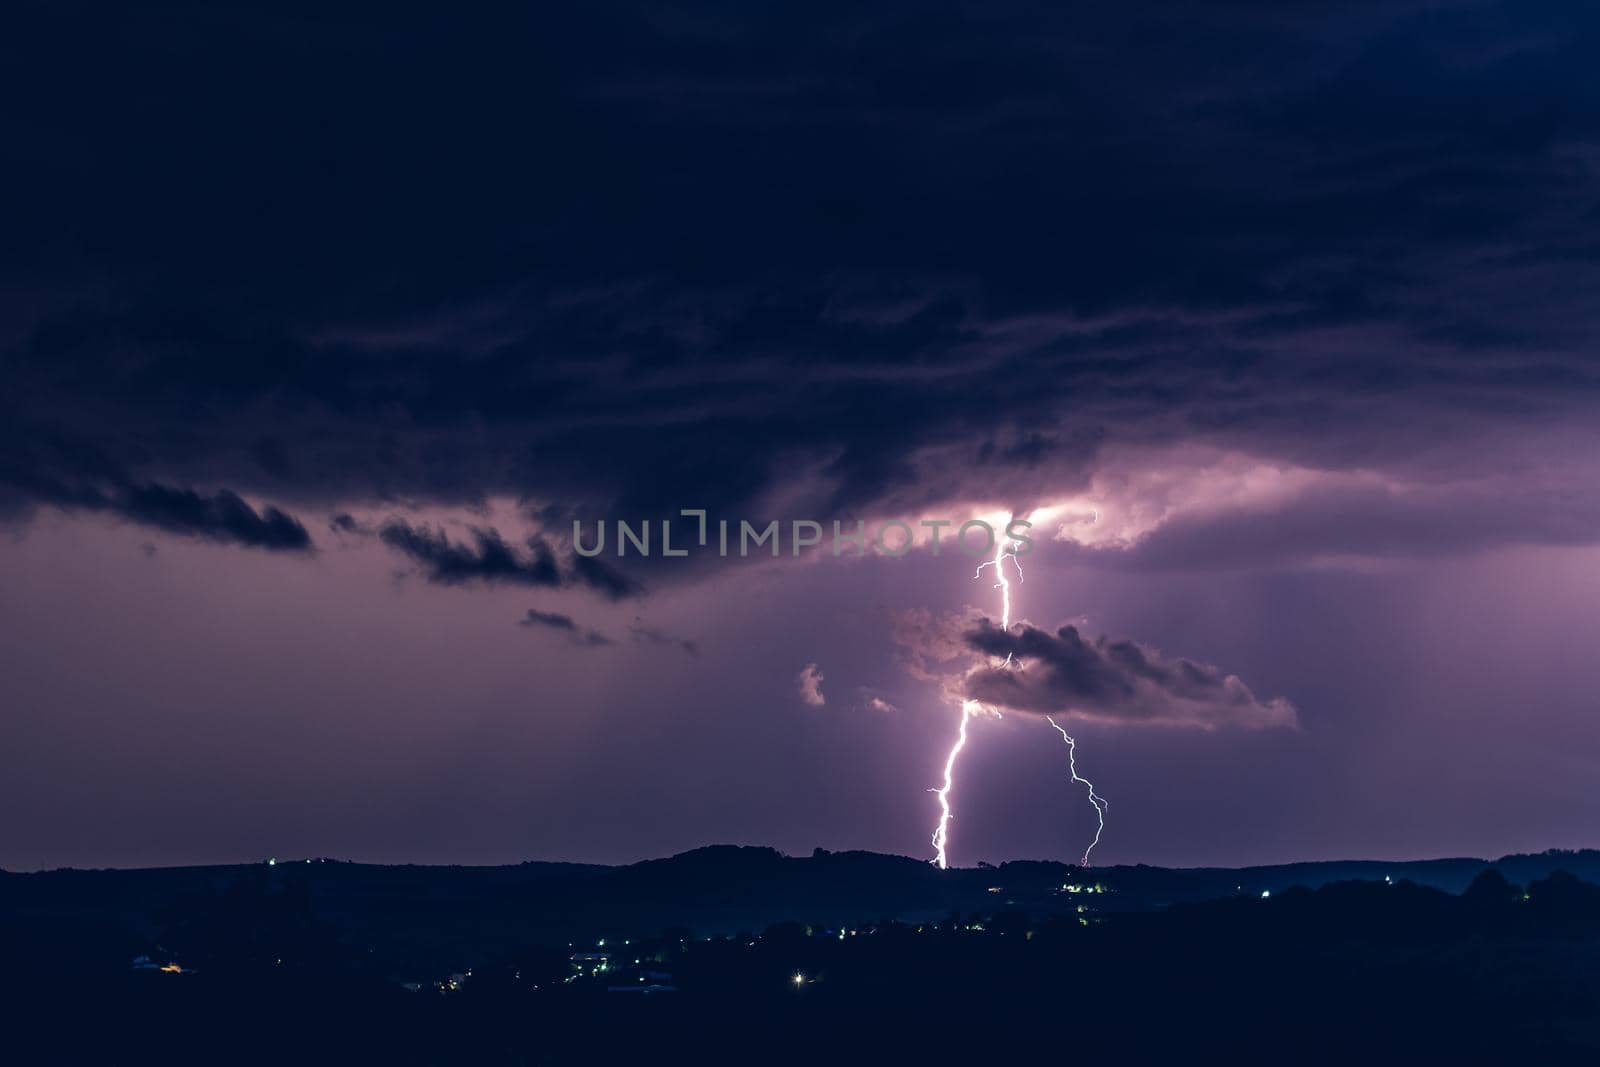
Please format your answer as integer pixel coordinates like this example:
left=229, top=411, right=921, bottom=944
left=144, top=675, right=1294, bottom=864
left=8, top=843, right=1598, bottom=893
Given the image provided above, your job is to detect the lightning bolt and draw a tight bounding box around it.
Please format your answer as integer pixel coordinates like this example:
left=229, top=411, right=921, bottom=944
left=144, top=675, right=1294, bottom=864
left=973, top=536, right=1024, bottom=630
left=930, top=532, right=1023, bottom=869
left=929, top=521, right=1112, bottom=869
left=1047, top=716, right=1109, bottom=867
left=929, top=700, right=974, bottom=870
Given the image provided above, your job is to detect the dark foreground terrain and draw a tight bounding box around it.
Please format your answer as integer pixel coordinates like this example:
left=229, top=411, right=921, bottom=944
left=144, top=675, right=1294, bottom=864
left=7, top=846, right=1600, bottom=1063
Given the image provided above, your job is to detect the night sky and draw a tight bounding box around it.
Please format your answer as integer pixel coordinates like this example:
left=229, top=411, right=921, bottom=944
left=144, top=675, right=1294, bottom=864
left=5, top=2, right=1600, bottom=872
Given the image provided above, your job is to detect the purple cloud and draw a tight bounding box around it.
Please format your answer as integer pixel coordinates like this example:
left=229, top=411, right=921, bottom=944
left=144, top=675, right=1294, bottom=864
left=796, top=663, right=826, bottom=707
left=961, top=621, right=1296, bottom=729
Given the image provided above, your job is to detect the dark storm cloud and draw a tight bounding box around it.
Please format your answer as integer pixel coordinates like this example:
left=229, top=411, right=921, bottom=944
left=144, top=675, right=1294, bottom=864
left=522, top=609, right=579, bottom=631
left=962, top=621, right=1296, bottom=729
left=889, top=609, right=1294, bottom=728
left=629, top=619, right=699, bottom=657
left=379, top=519, right=640, bottom=598
left=17, top=477, right=311, bottom=552
left=8, top=0, right=1600, bottom=876
left=0, top=424, right=311, bottom=551
left=5, top=2, right=1600, bottom=562
left=380, top=521, right=558, bottom=586
left=117, top=484, right=311, bottom=551
left=519, top=609, right=615, bottom=647
left=573, top=551, right=648, bottom=601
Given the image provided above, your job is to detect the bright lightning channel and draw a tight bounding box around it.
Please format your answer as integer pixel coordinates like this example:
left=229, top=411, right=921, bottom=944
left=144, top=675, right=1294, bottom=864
left=929, top=522, right=1112, bottom=869
left=930, top=533, right=1024, bottom=869
left=929, top=701, right=975, bottom=870
left=973, top=535, right=1024, bottom=631
left=1046, top=716, right=1109, bottom=867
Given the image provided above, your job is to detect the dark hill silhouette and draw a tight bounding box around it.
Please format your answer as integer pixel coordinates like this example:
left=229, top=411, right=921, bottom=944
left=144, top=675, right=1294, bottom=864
left=6, top=853, right=1600, bottom=1062
left=8, top=847, right=1600, bottom=1062
left=7, top=844, right=1600, bottom=975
